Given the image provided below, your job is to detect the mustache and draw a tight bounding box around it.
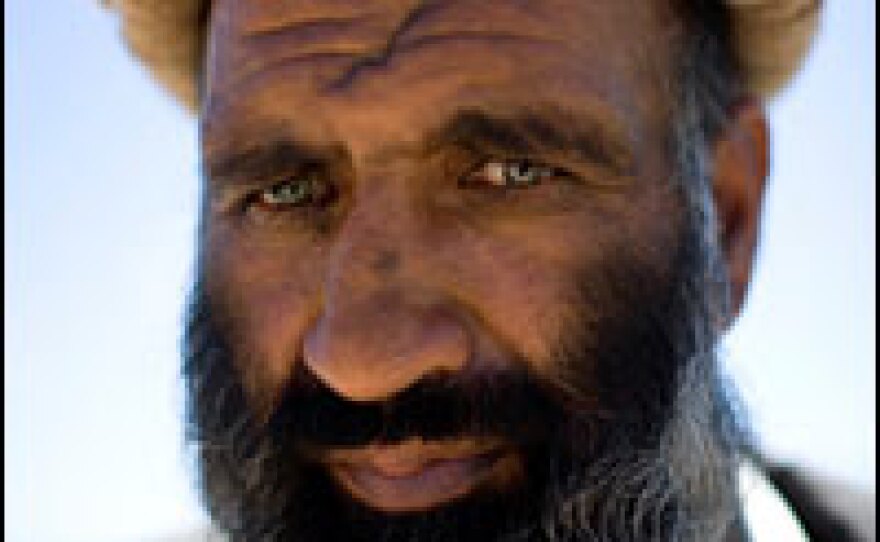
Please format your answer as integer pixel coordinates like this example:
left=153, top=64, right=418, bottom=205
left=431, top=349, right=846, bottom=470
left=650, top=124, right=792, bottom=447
left=266, top=361, right=595, bottom=450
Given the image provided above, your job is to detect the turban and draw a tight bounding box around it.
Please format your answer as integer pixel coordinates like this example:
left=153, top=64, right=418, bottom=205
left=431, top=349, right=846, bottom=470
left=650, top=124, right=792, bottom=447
left=102, top=0, right=822, bottom=112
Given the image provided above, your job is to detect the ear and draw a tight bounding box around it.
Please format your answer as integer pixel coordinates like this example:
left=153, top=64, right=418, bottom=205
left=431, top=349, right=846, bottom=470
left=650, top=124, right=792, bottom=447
left=711, top=100, right=769, bottom=322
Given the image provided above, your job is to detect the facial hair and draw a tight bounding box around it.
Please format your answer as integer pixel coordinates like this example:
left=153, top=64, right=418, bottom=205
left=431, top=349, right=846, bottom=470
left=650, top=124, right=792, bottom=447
left=182, top=176, right=746, bottom=542
left=184, top=59, right=750, bottom=538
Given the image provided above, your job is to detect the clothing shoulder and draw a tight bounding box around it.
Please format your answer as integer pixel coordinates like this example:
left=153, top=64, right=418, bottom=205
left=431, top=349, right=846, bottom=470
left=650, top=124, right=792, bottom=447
left=764, top=461, right=875, bottom=542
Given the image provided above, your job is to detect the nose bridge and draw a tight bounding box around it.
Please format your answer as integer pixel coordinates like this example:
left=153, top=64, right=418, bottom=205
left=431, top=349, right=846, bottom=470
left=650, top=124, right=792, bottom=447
left=331, top=169, right=413, bottom=291
left=302, top=167, right=470, bottom=402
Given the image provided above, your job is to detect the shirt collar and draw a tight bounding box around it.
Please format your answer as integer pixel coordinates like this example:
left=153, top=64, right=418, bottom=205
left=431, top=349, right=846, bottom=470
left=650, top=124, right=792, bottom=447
left=739, top=458, right=811, bottom=541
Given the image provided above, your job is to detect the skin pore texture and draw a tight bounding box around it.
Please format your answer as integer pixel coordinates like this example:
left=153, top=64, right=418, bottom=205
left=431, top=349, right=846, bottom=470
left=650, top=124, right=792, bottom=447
left=188, top=1, right=769, bottom=540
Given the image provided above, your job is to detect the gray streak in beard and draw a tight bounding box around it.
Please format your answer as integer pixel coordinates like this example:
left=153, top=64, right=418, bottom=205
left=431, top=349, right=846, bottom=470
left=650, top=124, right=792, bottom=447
left=499, top=72, right=748, bottom=542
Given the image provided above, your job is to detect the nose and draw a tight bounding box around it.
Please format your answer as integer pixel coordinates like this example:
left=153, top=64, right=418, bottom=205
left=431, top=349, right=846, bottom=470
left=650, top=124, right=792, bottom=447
left=302, top=290, right=470, bottom=402
left=301, top=172, right=470, bottom=402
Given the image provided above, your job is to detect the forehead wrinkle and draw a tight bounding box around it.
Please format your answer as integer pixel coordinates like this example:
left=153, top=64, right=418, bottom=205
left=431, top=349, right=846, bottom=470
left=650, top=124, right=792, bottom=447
left=221, top=33, right=569, bottom=104
left=211, top=0, right=419, bottom=96
left=323, top=0, right=571, bottom=92
left=206, top=0, right=670, bottom=166
left=240, top=13, right=376, bottom=37
left=238, top=18, right=381, bottom=59
left=217, top=0, right=573, bottom=97
left=224, top=24, right=383, bottom=95
left=324, top=32, right=565, bottom=93
left=308, top=0, right=439, bottom=92
left=226, top=0, right=415, bottom=30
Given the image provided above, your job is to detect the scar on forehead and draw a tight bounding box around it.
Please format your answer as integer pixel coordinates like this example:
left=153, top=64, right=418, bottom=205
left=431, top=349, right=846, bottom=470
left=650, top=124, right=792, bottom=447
left=323, top=2, right=566, bottom=92
left=220, top=1, right=566, bottom=100
left=323, top=0, right=439, bottom=90
left=240, top=1, right=558, bottom=93
left=230, top=1, right=440, bottom=90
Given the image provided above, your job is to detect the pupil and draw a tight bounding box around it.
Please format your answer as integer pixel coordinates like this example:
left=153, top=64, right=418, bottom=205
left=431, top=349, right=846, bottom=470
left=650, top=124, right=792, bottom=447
left=277, top=181, right=305, bottom=201
left=508, top=162, right=533, bottom=184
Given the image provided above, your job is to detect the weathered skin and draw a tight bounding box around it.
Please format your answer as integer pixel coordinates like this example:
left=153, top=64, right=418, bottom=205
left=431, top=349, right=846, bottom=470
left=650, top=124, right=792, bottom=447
left=199, top=0, right=767, bottom=514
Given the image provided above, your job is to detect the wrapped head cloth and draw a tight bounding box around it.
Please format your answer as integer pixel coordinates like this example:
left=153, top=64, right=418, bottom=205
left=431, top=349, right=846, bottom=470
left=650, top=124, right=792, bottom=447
left=102, top=0, right=823, bottom=112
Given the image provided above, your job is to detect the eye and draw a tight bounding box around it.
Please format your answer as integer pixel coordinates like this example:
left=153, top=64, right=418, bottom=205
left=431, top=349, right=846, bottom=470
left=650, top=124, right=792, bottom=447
left=459, top=159, right=562, bottom=189
left=247, top=172, right=336, bottom=212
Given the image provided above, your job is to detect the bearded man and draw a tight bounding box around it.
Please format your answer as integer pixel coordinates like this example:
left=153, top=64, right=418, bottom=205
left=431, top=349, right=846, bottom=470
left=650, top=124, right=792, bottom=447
left=105, top=1, right=868, bottom=540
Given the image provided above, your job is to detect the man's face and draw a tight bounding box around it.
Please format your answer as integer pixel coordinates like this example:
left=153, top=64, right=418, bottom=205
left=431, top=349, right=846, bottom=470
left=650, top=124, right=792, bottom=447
left=191, top=1, right=740, bottom=540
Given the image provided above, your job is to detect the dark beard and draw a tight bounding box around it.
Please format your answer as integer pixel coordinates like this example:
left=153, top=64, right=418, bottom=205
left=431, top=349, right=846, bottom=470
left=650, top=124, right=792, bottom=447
left=182, top=196, right=746, bottom=542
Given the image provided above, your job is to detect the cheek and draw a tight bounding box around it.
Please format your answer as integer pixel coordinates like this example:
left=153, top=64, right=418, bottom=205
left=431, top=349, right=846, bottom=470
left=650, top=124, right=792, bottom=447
left=425, top=213, right=596, bottom=374
left=203, top=224, right=327, bottom=397
left=428, top=185, right=684, bottom=376
left=446, top=235, right=569, bottom=369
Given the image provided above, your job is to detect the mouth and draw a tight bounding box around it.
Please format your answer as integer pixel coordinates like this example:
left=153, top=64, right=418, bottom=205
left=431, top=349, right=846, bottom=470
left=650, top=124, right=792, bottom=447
left=316, top=438, right=520, bottom=512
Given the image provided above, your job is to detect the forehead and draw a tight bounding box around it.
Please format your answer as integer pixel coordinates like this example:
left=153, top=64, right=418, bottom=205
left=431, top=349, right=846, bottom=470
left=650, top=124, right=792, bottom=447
left=203, top=0, right=680, bottom=155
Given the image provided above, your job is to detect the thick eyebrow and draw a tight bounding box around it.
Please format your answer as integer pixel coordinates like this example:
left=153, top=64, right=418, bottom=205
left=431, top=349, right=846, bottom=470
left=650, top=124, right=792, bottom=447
left=203, top=106, right=635, bottom=186
left=204, top=138, right=342, bottom=188
left=422, top=106, right=635, bottom=177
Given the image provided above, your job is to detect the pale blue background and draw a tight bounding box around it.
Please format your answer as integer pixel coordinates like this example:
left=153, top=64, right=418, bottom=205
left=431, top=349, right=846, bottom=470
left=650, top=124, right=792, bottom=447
left=6, top=1, right=875, bottom=540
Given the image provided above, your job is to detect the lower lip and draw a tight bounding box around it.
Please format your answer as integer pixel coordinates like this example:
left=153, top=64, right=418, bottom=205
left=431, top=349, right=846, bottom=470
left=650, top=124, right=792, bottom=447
left=329, top=451, right=507, bottom=512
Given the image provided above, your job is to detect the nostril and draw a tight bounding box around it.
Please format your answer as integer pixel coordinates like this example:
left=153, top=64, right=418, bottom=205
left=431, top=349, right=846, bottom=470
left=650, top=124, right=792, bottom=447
left=301, top=298, right=471, bottom=402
